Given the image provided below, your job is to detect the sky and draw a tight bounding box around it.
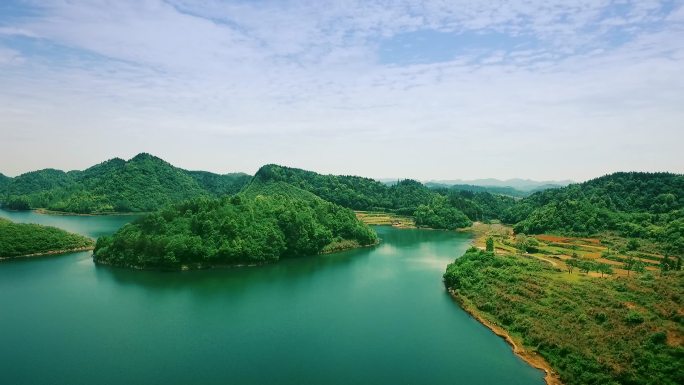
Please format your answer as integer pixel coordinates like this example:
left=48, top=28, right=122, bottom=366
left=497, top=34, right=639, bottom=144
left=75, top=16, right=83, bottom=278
left=0, top=0, right=683, bottom=182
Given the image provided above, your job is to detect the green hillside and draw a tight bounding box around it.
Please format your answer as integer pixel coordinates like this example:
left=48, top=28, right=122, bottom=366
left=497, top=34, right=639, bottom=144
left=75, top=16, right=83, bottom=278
left=503, top=172, right=684, bottom=256
left=0, top=173, right=10, bottom=191
left=93, top=181, right=378, bottom=269
left=1, top=153, right=250, bottom=214
left=444, top=248, right=683, bottom=385
left=0, top=217, right=94, bottom=259
left=187, top=170, right=251, bottom=196
left=253, top=164, right=514, bottom=229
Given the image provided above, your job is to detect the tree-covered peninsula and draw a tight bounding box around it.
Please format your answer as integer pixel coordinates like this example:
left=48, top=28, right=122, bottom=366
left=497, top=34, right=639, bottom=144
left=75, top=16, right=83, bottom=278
left=0, top=217, right=94, bottom=259
left=444, top=248, right=683, bottom=385
left=93, top=181, right=378, bottom=269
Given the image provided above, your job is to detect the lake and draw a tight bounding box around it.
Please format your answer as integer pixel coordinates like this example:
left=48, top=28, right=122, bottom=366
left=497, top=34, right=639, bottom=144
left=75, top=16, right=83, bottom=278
left=0, top=209, right=544, bottom=385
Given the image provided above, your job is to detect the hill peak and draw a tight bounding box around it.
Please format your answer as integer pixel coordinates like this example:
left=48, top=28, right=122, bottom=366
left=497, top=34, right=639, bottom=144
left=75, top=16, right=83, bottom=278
left=129, top=152, right=165, bottom=163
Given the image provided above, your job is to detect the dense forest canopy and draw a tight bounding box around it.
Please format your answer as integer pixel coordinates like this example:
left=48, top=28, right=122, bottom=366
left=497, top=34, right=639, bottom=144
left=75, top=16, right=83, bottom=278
left=3, top=156, right=681, bottom=241
left=425, top=183, right=548, bottom=198
left=0, top=173, right=11, bottom=191
left=0, top=217, right=93, bottom=258
left=93, top=181, right=378, bottom=269
left=186, top=170, right=251, bottom=196
left=444, top=248, right=683, bottom=385
left=253, top=164, right=512, bottom=229
left=504, top=172, right=684, bottom=256
left=0, top=153, right=251, bottom=214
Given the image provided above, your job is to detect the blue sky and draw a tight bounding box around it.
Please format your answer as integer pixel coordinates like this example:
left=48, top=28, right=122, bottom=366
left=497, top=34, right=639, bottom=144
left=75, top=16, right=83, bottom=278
left=0, top=0, right=683, bottom=181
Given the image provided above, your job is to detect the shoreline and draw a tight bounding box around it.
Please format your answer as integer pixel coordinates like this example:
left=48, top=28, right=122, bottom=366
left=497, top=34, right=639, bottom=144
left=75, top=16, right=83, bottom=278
left=454, top=222, right=562, bottom=385
left=447, top=289, right=563, bottom=385
left=33, top=208, right=145, bottom=217
left=0, top=246, right=95, bottom=261
left=94, top=239, right=381, bottom=271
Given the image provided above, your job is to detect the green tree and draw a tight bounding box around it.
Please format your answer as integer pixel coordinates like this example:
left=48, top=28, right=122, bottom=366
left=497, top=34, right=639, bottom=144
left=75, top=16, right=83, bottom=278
left=597, top=262, right=613, bottom=278
left=633, top=261, right=646, bottom=274
left=486, top=237, right=494, bottom=253
left=515, top=234, right=529, bottom=253
left=660, top=256, right=670, bottom=276
left=627, top=238, right=640, bottom=251
left=579, top=260, right=595, bottom=274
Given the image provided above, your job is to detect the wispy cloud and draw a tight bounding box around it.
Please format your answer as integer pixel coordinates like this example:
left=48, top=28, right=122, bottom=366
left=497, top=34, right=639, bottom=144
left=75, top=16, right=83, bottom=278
left=0, top=0, right=682, bottom=179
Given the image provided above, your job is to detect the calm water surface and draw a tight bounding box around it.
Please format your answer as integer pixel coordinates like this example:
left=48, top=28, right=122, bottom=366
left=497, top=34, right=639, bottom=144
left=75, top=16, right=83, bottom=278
left=0, top=209, right=543, bottom=385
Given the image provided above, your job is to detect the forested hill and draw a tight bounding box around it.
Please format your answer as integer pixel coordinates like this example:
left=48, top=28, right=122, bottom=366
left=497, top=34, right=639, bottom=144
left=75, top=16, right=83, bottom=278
left=253, top=164, right=393, bottom=211
left=0, top=153, right=250, bottom=214
left=0, top=173, right=10, bottom=191
left=93, top=180, right=378, bottom=269
left=505, top=172, right=683, bottom=255
left=252, top=164, right=515, bottom=229
left=0, top=217, right=94, bottom=259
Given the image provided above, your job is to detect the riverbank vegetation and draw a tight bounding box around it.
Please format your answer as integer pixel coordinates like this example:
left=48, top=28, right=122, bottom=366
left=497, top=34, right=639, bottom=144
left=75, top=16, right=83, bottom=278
left=444, top=248, right=683, bottom=385
left=93, top=182, right=378, bottom=269
left=0, top=217, right=94, bottom=259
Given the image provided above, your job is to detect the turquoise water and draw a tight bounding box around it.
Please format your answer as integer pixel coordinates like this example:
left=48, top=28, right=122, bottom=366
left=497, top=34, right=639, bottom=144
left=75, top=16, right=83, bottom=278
left=0, top=209, right=139, bottom=239
left=0, top=209, right=543, bottom=385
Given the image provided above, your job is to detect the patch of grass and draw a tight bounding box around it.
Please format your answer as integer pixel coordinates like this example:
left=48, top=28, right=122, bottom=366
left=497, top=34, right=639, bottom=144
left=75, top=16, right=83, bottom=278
left=355, top=211, right=415, bottom=228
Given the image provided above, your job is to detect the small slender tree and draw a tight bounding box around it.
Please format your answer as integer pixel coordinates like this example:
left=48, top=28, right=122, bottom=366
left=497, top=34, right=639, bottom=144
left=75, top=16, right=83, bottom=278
left=486, top=237, right=495, bottom=253
left=660, top=256, right=670, bottom=276
left=625, top=256, right=635, bottom=277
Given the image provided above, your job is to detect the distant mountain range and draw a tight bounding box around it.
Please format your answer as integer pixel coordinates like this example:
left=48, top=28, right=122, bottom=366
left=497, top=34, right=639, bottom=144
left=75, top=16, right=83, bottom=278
left=423, top=178, right=574, bottom=191
left=378, top=178, right=572, bottom=197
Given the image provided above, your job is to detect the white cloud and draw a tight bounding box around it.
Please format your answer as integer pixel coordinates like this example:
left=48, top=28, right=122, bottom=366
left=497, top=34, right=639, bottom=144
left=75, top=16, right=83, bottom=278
left=0, top=47, right=23, bottom=64
left=0, top=0, right=682, bottom=179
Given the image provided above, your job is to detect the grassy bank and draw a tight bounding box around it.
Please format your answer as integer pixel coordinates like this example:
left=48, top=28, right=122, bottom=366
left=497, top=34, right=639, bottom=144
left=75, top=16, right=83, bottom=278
left=445, top=247, right=683, bottom=385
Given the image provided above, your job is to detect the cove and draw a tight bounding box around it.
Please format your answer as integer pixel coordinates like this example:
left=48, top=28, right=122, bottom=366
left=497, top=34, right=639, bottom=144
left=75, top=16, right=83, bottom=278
left=0, top=209, right=544, bottom=385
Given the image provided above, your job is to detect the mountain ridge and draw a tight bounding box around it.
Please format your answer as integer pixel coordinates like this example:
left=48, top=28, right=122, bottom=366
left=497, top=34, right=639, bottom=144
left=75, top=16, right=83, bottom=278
left=0, top=153, right=250, bottom=213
